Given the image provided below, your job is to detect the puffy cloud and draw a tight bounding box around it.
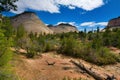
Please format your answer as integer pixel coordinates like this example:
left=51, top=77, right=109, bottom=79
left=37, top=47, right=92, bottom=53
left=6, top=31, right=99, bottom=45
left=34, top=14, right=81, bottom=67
left=12, top=0, right=107, bottom=14
left=80, top=22, right=108, bottom=27
left=12, top=0, right=60, bottom=13
left=56, top=0, right=104, bottom=11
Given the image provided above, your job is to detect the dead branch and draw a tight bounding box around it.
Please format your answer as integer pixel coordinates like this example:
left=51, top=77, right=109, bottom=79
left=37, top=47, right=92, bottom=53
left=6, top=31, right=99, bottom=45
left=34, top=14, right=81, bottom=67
left=46, top=60, right=56, bottom=66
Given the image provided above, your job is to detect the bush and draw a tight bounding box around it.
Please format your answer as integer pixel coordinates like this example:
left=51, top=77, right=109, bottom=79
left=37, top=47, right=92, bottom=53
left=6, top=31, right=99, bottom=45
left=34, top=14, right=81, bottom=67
left=0, top=66, right=17, bottom=80
left=0, top=48, right=13, bottom=66
left=58, top=36, right=78, bottom=56
left=26, top=49, right=36, bottom=58
left=38, top=36, right=59, bottom=52
left=58, top=36, right=119, bottom=65
left=80, top=47, right=118, bottom=65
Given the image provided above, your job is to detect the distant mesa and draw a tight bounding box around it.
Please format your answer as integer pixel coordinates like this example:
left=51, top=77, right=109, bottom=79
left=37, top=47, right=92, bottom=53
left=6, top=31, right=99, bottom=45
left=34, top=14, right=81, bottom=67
left=48, top=23, right=78, bottom=34
left=107, top=16, right=120, bottom=29
left=11, top=11, right=53, bottom=34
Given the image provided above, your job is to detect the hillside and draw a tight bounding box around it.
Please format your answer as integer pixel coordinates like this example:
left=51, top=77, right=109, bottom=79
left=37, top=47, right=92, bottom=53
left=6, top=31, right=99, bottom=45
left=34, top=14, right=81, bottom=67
left=48, top=23, right=78, bottom=34
left=11, top=12, right=53, bottom=34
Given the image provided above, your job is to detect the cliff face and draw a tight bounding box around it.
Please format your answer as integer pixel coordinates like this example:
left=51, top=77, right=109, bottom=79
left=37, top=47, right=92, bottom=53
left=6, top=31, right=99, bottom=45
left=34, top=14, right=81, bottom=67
left=48, top=23, right=78, bottom=34
left=107, top=17, right=120, bottom=28
left=11, top=12, right=53, bottom=34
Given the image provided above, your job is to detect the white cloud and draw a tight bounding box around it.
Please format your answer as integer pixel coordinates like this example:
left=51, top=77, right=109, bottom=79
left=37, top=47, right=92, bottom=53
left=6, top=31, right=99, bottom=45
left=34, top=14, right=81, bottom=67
left=80, top=22, right=95, bottom=27
left=56, top=0, right=104, bottom=11
left=97, top=22, right=108, bottom=26
left=12, top=0, right=60, bottom=14
left=80, top=21, right=108, bottom=27
left=68, top=6, right=76, bottom=10
left=12, top=0, right=107, bottom=14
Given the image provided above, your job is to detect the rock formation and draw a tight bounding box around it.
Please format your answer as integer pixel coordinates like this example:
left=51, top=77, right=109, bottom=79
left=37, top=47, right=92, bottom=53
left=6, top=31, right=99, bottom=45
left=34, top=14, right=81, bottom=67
left=11, top=12, right=53, bottom=34
left=48, top=23, right=78, bottom=34
left=107, top=16, right=120, bottom=29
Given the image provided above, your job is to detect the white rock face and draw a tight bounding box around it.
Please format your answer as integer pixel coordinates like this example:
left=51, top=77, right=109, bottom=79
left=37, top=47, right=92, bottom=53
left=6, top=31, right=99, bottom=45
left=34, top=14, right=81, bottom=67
left=11, top=12, right=53, bottom=34
left=48, top=23, right=78, bottom=34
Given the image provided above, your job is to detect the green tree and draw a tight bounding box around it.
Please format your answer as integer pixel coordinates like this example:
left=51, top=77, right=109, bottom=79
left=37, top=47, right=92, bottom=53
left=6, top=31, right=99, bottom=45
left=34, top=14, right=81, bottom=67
left=0, top=0, right=18, bottom=12
left=0, top=1, right=18, bottom=79
left=102, top=28, right=111, bottom=46
left=0, top=20, right=13, bottom=67
left=1, top=17, right=15, bottom=38
left=0, top=19, right=15, bottom=80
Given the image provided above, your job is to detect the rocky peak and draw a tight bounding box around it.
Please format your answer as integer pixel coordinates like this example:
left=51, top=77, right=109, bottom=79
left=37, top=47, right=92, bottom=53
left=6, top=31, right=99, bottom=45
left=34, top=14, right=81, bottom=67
left=11, top=11, right=53, bottom=34
left=107, top=16, right=120, bottom=28
left=58, top=23, right=75, bottom=27
left=48, top=23, right=78, bottom=34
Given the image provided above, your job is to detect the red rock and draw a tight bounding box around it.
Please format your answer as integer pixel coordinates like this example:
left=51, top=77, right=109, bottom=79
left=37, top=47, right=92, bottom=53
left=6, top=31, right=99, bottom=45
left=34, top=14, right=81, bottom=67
left=107, top=17, right=120, bottom=28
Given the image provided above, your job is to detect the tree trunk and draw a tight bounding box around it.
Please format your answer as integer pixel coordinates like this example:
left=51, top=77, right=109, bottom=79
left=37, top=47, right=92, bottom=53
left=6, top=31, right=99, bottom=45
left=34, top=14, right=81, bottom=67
left=70, top=60, right=115, bottom=80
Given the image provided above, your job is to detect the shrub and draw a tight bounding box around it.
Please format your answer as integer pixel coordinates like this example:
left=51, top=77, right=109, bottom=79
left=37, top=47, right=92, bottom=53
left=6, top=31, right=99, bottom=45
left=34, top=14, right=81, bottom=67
left=58, top=36, right=119, bottom=65
left=38, top=35, right=59, bottom=52
left=0, top=48, right=13, bottom=66
left=94, top=47, right=118, bottom=65
left=58, top=36, right=78, bottom=56
left=26, top=48, right=36, bottom=58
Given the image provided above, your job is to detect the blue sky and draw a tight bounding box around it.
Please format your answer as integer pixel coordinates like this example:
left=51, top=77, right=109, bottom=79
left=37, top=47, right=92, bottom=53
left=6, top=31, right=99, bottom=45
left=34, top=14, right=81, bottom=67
left=3, top=0, right=120, bottom=31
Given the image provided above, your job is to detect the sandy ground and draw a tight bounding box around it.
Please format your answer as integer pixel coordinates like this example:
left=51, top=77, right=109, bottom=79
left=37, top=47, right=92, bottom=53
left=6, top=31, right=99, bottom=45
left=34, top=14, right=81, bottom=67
left=12, top=51, right=120, bottom=80
left=13, top=52, right=94, bottom=80
left=109, top=47, right=120, bottom=55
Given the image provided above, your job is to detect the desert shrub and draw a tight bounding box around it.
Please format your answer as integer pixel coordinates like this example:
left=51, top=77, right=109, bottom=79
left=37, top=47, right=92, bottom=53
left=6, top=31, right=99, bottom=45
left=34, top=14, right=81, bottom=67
left=58, top=36, right=119, bottom=65
left=38, top=35, right=60, bottom=52
left=81, top=47, right=118, bottom=65
left=26, top=48, right=36, bottom=58
left=42, top=39, right=59, bottom=52
left=44, top=40, right=56, bottom=52
left=58, top=36, right=79, bottom=56
left=0, top=48, right=13, bottom=66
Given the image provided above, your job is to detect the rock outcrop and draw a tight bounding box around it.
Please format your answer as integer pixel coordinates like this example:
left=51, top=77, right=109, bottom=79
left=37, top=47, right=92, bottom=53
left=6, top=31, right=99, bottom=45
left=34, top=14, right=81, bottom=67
left=48, top=23, right=78, bottom=34
left=11, top=12, right=53, bottom=34
left=107, top=16, right=120, bottom=29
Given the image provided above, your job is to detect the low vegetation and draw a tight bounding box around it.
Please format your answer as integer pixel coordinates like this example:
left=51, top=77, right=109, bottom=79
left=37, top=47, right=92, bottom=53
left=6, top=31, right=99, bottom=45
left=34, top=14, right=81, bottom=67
left=58, top=35, right=119, bottom=65
left=13, top=25, right=120, bottom=65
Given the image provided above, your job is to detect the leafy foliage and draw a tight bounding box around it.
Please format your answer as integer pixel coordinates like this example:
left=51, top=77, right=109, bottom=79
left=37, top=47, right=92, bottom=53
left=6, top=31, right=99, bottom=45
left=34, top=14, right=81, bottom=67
left=0, top=0, right=18, bottom=12
left=0, top=17, right=16, bottom=80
